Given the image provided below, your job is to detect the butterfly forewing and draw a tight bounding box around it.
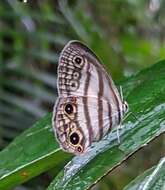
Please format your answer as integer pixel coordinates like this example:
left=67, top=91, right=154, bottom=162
left=53, top=41, right=128, bottom=155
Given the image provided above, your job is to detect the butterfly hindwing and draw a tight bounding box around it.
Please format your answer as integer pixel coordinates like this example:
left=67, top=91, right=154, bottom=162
left=53, top=96, right=121, bottom=154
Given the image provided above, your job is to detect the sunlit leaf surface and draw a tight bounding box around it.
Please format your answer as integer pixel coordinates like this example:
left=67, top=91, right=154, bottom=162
left=0, top=60, right=164, bottom=190
left=0, top=1, right=165, bottom=189
left=47, top=60, right=165, bottom=190
left=0, top=114, right=72, bottom=190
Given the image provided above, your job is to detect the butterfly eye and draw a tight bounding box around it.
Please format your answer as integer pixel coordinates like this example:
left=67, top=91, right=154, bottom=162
left=77, top=145, right=83, bottom=153
left=64, top=103, right=74, bottom=115
left=73, top=56, right=84, bottom=68
left=73, top=71, right=80, bottom=80
left=75, top=57, right=82, bottom=64
left=69, top=132, right=80, bottom=145
left=70, top=80, right=78, bottom=91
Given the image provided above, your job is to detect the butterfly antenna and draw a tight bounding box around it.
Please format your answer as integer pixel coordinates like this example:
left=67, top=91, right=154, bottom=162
left=119, top=86, right=123, bottom=101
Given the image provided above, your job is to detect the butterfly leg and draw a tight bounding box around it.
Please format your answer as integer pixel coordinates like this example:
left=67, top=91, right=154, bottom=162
left=116, top=111, right=139, bottom=144
left=117, top=125, right=121, bottom=144
left=115, top=84, right=124, bottom=144
left=116, top=118, right=127, bottom=144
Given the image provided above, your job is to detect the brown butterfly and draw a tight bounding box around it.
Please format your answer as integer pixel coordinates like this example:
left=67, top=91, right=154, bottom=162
left=52, top=41, right=128, bottom=155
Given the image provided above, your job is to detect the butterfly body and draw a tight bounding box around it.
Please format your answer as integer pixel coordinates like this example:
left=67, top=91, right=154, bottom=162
left=53, top=41, right=128, bottom=155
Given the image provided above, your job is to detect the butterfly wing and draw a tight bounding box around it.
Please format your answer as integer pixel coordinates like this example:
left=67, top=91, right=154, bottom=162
left=53, top=41, right=128, bottom=154
left=53, top=96, right=120, bottom=155
left=58, top=41, right=117, bottom=97
left=58, top=41, right=125, bottom=123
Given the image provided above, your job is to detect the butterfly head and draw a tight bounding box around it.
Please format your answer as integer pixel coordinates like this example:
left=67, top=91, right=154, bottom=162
left=53, top=97, right=87, bottom=155
left=123, top=100, right=129, bottom=113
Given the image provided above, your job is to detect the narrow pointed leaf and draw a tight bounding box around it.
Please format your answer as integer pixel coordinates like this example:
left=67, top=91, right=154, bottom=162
left=47, top=60, right=165, bottom=190
left=0, top=61, right=164, bottom=190
left=123, top=156, right=165, bottom=190
left=0, top=114, right=72, bottom=190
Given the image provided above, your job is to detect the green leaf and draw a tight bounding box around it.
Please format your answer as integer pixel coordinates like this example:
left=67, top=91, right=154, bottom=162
left=0, top=60, right=165, bottom=190
left=47, top=60, right=165, bottom=190
left=59, top=0, right=124, bottom=79
left=123, top=156, right=165, bottom=190
left=0, top=114, right=73, bottom=190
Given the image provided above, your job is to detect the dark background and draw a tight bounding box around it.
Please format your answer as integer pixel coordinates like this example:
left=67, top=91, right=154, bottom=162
left=0, top=0, right=164, bottom=189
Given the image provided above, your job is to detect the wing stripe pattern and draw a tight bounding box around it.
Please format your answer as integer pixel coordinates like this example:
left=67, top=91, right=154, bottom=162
left=107, top=101, right=112, bottom=133
left=58, top=45, right=84, bottom=96
left=104, top=72, right=121, bottom=125
left=83, top=47, right=122, bottom=127
left=83, top=61, right=93, bottom=145
left=97, top=68, right=104, bottom=140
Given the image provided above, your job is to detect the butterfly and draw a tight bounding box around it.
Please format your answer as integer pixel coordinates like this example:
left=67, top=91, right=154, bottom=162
left=52, top=41, right=128, bottom=155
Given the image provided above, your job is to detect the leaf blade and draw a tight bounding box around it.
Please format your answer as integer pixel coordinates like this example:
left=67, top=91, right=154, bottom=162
left=47, top=60, right=165, bottom=190
left=0, top=114, right=72, bottom=190
left=123, top=156, right=165, bottom=190
left=0, top=61, right=164, bottom=190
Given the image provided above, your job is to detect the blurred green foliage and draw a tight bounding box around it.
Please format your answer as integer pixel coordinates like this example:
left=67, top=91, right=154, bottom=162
left=0, top=0, right=164, bottom=189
